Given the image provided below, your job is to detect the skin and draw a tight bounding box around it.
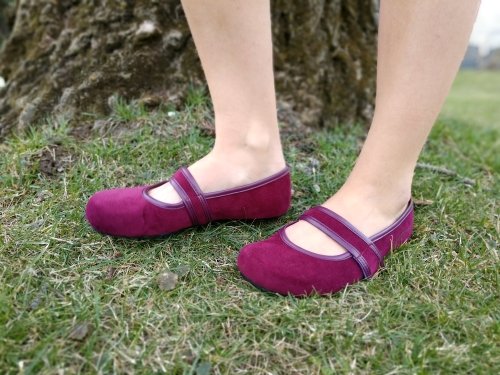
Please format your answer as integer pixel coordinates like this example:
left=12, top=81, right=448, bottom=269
left=150, top=0, right=480, bottom=256
left=149, top=0, right=285, bottom=203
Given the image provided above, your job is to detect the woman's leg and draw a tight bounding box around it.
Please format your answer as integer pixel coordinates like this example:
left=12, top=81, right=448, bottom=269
left=286, top=0, right=480, bottom=255
left=149, top=0, right=285, bottom=203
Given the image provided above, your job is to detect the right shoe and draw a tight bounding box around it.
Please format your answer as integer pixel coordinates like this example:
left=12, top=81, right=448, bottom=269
left=85, top=166, right=292, bottom=238
left=238, top=200, right=414, bottom=296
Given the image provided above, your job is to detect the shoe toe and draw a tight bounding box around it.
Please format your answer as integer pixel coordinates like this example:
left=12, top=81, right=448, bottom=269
left=238, top=231, right=365, bottom=296
left=85, top=187, right=145, bottom=236
left=238, top=233, right=313, bottom=296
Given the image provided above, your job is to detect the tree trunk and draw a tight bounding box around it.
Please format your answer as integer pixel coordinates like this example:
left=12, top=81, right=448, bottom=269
left=0, top=0, right=14, bottom=62
left=0, top=0, right=377, bottom=139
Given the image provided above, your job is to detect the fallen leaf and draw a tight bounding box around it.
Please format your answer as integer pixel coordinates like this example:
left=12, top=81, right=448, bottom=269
left=414, top=199, right=434, bottom=206
left=68, top=322, right=94, bottom=341
left=157, top=271, right=178, bottom=291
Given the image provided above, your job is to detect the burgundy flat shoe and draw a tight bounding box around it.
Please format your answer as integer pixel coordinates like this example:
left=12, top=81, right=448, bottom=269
left=85, top=166, right=291, bottom=237
left=237, top=200, right=414, bottom=296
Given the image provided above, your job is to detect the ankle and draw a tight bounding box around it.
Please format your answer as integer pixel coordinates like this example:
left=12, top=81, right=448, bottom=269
left=188, top=146, right=285, bottom=192
left=211, top=135, right=286, bottom=172
left=327, top=181, right=411, bottom=219
left=213, top=115, right=284, bottom=159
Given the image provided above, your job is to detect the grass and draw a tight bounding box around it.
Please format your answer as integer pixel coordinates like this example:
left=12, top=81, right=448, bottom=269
left=441, top=70, right=500, bottom=129
left=0, top=70, right=499, bottom=374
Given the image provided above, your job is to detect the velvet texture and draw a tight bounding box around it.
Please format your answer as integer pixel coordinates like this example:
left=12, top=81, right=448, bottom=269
left=85, top=167, right=291, bottom=237
left=238, top=201, right=414, bottom=296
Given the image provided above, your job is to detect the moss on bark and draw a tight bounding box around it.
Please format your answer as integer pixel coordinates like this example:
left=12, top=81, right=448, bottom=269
left=0, top=0, right=377, bottom=139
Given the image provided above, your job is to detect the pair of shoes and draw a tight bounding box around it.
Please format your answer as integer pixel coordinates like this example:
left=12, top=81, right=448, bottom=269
left=85, top=167, right=414, bottom=296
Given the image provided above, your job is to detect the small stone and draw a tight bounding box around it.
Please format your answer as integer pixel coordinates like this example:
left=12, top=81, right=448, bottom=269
left=27, top=284, right=47, bottom=311
left=106, top=267, right=117, bottom=279
left=135, top=21, right=161, bottom=41
left=175, top=265, right=190, bottom=278
left=196, top=362, right=212, bottom=375
left=157, top=271, right=178, bottom=291
left=313, top=184, right=321, bottom=193
left=0, top=76, right=6, bottom=89
left=68, top=322, right=94, bottom=341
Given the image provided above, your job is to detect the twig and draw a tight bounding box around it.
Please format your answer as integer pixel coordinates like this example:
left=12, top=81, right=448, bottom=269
left=413, top=198, right=434, bottom=206
left=416, top=162, right=475, bottom=186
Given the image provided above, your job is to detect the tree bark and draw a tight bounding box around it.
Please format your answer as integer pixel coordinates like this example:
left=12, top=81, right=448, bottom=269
left=0, top=0, right=15, bottom=55
left=0, top=0, right=377, bottom=139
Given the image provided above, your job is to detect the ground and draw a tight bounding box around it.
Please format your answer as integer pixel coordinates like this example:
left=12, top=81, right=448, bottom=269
left=0, top=71, right=499, bottom=374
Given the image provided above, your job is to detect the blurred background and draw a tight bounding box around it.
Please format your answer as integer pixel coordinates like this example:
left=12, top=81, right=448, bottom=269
left=463, top=0, right=500, bottom=69
left=440, top=0, right=500, bottom=130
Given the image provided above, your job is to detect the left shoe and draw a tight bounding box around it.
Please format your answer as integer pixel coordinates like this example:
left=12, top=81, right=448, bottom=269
left=85, top=166, right=291, bottom=238
left=237, top=200, right=414, bottom=296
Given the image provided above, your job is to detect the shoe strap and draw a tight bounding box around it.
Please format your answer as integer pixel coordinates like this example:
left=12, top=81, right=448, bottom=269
left=299, top=206, right=382, bottom=278
left=170, top=167, right=212, bottom=226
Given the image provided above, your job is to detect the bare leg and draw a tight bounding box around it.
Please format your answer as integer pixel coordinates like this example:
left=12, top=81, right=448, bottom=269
left=286, top=0, right=480, bottom=255
left=150, top=0, right=285, bottom=203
